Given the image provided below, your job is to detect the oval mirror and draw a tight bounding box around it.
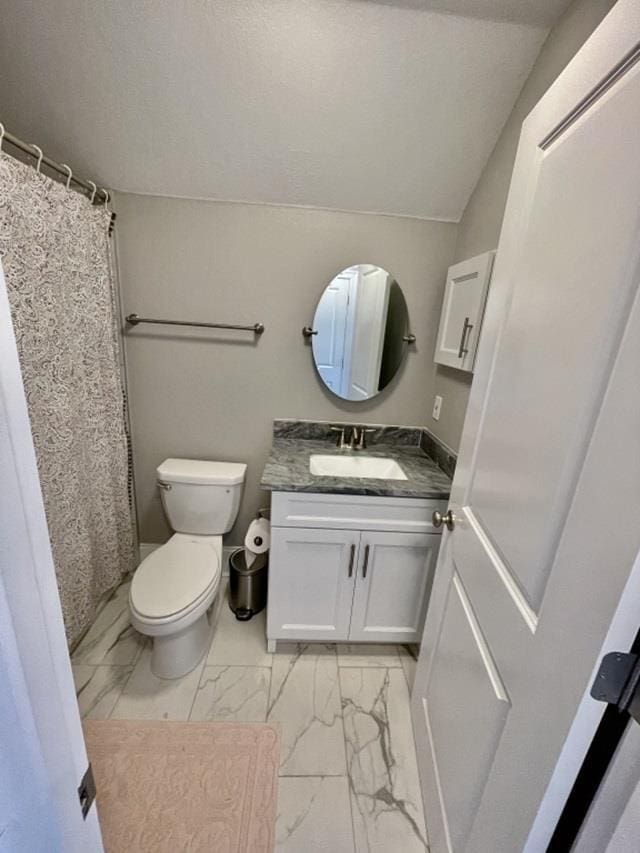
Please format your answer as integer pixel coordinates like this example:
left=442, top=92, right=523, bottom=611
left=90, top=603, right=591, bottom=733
left=310, top=264, right=409, bottom=401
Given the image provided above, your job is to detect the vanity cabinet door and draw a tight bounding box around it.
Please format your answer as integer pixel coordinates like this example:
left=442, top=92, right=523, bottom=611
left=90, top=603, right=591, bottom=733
left=267, top=527, right=358, bottom=643
left=348, top=531, right=439, bottom=643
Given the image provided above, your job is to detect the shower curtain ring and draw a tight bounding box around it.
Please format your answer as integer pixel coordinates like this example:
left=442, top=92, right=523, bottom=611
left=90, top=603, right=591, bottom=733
left=61, top=163, right=73, bottom=190
left=100, top=188, right=111, bottom=210
left=0, top=123, right=5, bottom=152
left=30, top=144, right=44, bottom=173
left=87, top=181, right=97, bottom=204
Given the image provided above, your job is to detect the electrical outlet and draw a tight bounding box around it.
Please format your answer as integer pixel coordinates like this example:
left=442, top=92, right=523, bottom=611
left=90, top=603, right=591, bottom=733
left=432, top=395, right=443, bottom=421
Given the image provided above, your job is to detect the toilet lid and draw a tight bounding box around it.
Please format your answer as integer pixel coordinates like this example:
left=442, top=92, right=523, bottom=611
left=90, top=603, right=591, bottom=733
left=131, top=537, right=220, bottom=619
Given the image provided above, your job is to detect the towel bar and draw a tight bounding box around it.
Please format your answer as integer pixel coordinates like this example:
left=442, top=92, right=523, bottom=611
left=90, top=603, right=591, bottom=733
left=126, top=314, right=264, bottom=334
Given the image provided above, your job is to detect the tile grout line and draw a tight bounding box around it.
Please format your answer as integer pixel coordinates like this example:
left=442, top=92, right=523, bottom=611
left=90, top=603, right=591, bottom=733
left=107, top=657, right=137, bottom=719
left=105, top=630, right=145, bottom=715
left=335, top=658, right=358, bottom=853
left=186, top=657, right=209, bottom=721
left=186, top=617, right=221, bottom=720
left=278, top=773, right=351, bottom=779
left=190, top=587, right=274, bottom=721
left=266, top=647, right=273, bottom=725
left=104, top=669, right=134, bottom=720
left=189, top=587, right=226, bottom=720
left=204, top=662, right=274, bottom=669
left=202, top=663, right=274, bottom=670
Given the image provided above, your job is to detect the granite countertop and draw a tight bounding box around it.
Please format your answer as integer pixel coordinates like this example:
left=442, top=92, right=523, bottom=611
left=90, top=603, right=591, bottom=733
left=260, top=437, right=452, bottom=499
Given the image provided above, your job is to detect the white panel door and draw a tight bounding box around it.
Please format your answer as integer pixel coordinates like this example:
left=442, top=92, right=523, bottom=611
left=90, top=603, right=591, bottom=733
left=349, top=531, right=438, bottom=643
left=412, top=7, right=640, bottom=852
left=434, top=251, right=494, bottom=372
left=312, top=270, right=351, bottom=393
left=267, top=527, right=357, bottom=642
left=0, top=263, right=104, bottom=850
left=346, top=265, right=390, bottom=399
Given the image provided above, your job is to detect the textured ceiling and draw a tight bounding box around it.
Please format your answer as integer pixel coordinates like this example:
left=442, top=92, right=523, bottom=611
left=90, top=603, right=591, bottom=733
left=0, top=0, right=570, bottom=220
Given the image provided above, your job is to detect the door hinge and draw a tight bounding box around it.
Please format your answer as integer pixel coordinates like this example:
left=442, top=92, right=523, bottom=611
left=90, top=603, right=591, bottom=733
left=78, top=763, right=96, bottom=819
left=590, top=652, right=640, bottom=724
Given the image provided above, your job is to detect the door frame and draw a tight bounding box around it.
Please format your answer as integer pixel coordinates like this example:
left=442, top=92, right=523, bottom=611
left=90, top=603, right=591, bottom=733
left=345, top=265, right=390, bottom=399
left=0, top=260, right=103, bottom=851
left=340, top=266, right=358, bottom=398
left=412, top=2, right=640, bottom=848
left=312, top=268, right=352, bottom=395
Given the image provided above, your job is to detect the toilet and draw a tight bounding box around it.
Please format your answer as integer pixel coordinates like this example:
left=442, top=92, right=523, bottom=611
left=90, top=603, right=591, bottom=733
left=129, top=458, right=246, bottom=679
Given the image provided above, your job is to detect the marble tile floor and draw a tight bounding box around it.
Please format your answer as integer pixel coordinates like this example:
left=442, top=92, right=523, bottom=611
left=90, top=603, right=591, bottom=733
left=71, top=578, right=427, bottom=852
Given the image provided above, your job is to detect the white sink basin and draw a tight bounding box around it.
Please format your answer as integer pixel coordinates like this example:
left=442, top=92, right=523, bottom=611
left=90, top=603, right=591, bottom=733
left=309, top=454, right=408, bottom=480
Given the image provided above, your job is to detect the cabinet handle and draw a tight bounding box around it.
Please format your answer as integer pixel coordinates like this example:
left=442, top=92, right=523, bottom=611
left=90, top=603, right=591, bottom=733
left=362, top=544, right=370, bottom=579
left=348, top=544, right=356, bottom=578
left=458, top=317, right=473, bottom=359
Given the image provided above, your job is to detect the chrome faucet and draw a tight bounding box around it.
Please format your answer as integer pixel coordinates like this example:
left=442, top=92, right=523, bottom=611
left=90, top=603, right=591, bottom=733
left=331, top=425, right=375, bottom=451
left=330, top=426, right=352, bottom=449
left=353, top=426, right=375, bottom=451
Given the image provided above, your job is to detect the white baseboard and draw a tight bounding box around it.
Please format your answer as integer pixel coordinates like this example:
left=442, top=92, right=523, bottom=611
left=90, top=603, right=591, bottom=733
left=138, top=542, right=240, bottom=576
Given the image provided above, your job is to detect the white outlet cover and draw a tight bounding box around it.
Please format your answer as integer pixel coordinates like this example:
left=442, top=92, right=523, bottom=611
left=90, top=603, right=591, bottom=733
left=432, top=395, right=443, bottom=421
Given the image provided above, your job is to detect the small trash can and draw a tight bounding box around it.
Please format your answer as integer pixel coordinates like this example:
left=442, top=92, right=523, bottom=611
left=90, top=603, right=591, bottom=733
left=228, top=548, right=268, bottom=621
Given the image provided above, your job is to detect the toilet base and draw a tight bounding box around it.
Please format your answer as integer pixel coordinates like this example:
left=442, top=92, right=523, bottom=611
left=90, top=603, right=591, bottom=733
left=149, top=610, right=212, bottom=679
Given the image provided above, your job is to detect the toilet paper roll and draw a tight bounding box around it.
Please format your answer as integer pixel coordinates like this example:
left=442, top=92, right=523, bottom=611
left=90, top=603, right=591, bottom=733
left=244, top=516, right=270, bottom=555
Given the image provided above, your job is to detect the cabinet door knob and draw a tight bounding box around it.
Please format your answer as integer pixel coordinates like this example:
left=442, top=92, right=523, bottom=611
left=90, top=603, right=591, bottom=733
left=433, top=509, right=455, bottom=531
left=348, top=544, right=356, bottom=578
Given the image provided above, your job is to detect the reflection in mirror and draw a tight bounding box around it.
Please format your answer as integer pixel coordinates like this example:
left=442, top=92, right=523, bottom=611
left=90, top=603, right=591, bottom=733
left=311, top=264, right=409, bottom=401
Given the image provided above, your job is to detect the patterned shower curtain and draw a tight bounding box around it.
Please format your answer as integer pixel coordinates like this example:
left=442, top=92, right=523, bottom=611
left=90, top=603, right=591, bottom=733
left=0, top=151, right=136, bottom=646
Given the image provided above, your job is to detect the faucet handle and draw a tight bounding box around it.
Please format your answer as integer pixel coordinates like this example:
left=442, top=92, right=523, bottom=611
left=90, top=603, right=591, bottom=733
left=330, top=426, right=347, bottom=448
left=354, top=427, right=375, bottom=450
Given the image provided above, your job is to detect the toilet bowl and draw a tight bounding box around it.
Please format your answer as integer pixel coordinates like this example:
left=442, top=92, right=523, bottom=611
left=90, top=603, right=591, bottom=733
left=129, top=458, right=246, bottom=679
left=130, top=534, right=222, bottom=678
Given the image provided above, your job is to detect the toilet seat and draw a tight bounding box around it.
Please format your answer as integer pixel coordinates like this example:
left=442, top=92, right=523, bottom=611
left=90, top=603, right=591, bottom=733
left=130, top=535, right=220, bottom=621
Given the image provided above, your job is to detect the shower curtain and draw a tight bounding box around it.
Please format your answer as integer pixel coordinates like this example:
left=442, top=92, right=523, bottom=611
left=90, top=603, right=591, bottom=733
left=0, top=151, right=136, bottom=646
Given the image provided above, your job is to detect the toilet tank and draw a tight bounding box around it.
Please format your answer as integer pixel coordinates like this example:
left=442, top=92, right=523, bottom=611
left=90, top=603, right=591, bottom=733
left=156, top=459, right=247, bottom=535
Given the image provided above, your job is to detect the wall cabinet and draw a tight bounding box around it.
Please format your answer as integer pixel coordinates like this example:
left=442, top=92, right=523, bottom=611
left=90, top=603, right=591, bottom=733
left=267, top=492, right=444, bottom=650
left=434, top=250, right=495, bottom=372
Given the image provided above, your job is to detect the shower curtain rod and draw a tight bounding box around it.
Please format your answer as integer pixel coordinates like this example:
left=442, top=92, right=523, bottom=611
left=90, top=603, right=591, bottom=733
left=0, top=123, right=109, bottom=205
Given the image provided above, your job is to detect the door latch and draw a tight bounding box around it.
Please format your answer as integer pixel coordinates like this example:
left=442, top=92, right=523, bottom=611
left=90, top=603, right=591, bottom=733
left=78, top=763, right=96, bottom=819
left=590, top=652, right=640, bottom=724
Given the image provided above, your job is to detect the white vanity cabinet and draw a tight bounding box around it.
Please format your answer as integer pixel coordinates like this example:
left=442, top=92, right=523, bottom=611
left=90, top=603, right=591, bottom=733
left=266, top=491, right=445, bottom=650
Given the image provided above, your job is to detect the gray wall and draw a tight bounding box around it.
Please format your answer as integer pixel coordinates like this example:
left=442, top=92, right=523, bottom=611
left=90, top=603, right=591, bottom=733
left=115, top=194, right=457, bottom=543
left=429, top=0, right=616, bottom=451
